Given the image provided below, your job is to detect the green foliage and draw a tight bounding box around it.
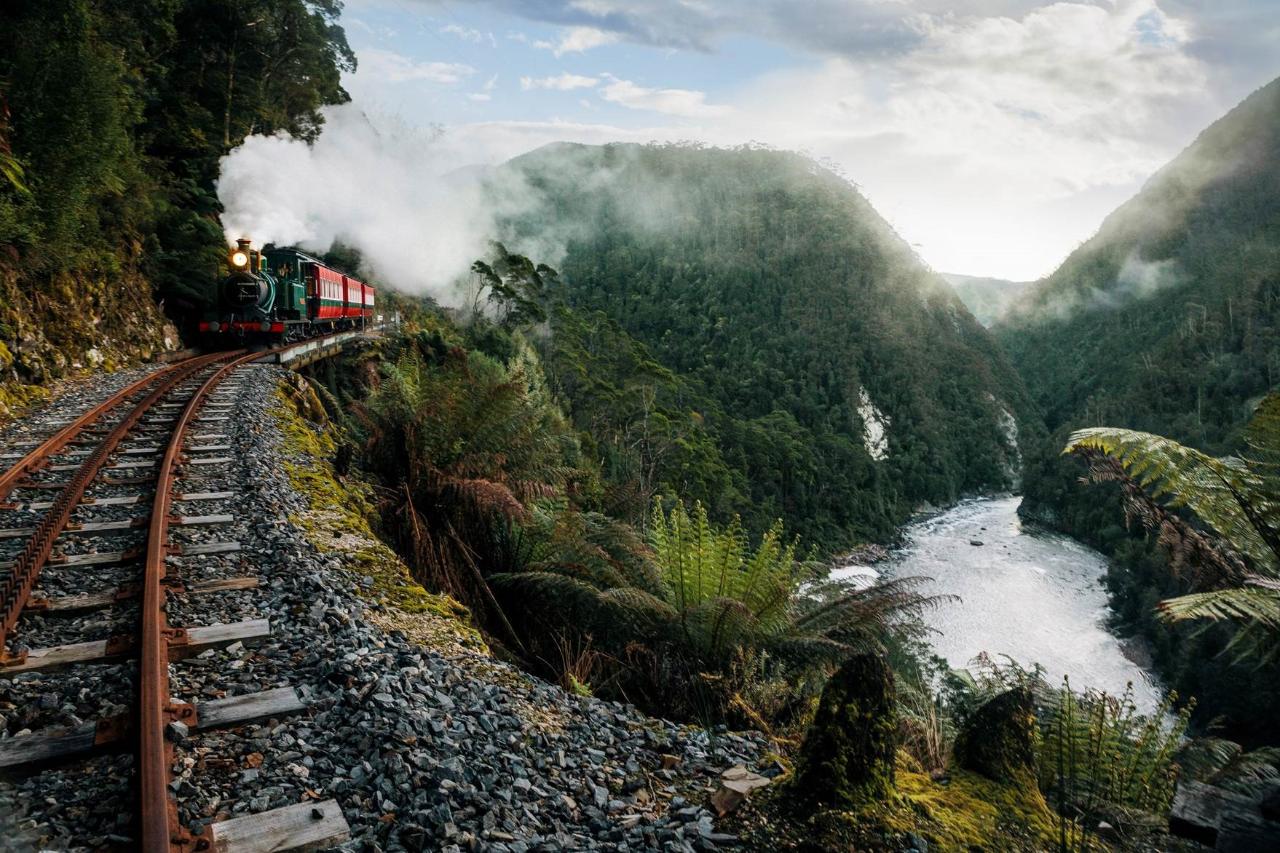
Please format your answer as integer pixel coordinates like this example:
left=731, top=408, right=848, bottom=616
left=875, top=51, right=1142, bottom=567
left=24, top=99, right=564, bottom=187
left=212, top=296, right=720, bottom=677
left=1039, top=680, right=1189, bottom=852
left=0, top=0, right=354, bottom=330
left=1064, top=395, right=1280, bottom=661
left=360, top=333, right=584, bottom=648
left=648, top=499, right=805, bottom=663
left=500, top=142, right=1038, bottom=548
left=493, top=494, right=950, bottom=726
left=956, top=656, right=1189, bottom=851
left=1176, top=737, right=1280, bottom=796
left=536, top=304, right=741, bottom=523
left=467, top=242, right=553, bottom=328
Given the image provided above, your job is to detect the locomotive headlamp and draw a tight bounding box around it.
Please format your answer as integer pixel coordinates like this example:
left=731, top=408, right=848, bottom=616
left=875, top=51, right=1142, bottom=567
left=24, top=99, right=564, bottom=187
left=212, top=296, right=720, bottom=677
left=231, top=251, right=249, bottom=268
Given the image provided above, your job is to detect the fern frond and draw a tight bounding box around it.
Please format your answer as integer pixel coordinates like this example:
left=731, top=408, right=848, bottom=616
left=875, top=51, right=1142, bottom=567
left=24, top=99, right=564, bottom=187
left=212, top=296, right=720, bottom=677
left=1158, top=587, right=1280, bottom=627
left=1065, top=428, right=1279, bottom=574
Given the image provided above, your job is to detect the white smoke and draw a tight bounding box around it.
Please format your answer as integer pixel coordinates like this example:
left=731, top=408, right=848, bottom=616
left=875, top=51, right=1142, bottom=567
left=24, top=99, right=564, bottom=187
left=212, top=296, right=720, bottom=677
left=216, top=105, right=535, bottom=304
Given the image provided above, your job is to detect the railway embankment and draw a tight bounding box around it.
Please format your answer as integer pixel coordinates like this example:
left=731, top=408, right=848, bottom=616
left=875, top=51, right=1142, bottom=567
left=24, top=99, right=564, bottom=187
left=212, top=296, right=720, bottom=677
left=1, top=364, right=771, bottom=851
left=0, top=263, right=181, bottom=426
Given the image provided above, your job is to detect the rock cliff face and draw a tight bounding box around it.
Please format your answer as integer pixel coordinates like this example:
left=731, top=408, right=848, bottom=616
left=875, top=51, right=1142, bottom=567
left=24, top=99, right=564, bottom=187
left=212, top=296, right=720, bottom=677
left=0, top=254, right=178, bottom=423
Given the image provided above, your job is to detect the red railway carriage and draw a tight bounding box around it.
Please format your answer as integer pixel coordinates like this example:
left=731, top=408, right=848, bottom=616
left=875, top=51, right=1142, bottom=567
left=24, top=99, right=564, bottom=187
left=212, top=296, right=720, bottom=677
left=339, top=275, right=367, bottom=320
left=310, top=265, right=347, bottom=320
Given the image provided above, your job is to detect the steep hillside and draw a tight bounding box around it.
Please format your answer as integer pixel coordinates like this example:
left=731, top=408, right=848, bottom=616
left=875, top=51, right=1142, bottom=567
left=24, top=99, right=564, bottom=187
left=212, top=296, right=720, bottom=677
left=997, top=76, right=1280, bottom=742
left=944, top=273, right=1032, bottom=327
left=999, top=76, right=1280, bottom=445
left=496, top=143, right=1038, bottom=547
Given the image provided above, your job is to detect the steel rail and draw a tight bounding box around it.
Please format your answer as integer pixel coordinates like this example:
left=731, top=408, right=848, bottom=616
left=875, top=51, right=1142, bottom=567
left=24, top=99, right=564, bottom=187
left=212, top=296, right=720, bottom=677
left=0, top=352, right=238, bottom=665
left=0, top=363, right=191, bottom=505
left=137, top=349, right=270, bottom=853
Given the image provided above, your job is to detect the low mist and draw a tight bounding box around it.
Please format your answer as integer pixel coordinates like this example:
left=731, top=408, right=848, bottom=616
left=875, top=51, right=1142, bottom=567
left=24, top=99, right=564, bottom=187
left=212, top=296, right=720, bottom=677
left=1019, top=250, right=1186, bottom=322
left=217, top=105, right=539, bottom=304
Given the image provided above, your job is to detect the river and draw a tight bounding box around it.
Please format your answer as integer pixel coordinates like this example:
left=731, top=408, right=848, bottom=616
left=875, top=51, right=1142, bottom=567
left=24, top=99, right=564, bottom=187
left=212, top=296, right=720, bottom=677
left=831, top=496, right=1165, bottom=712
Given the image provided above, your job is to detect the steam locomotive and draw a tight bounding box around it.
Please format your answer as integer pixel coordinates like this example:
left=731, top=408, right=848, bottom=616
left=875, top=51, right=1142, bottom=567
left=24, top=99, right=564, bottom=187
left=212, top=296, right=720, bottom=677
left=199, top=239, right=375, bottom=343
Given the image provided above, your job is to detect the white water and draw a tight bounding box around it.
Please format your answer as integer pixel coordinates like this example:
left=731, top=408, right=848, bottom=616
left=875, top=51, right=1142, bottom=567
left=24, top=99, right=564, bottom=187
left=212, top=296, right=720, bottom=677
left=833, top=496, right=1164, bottom=712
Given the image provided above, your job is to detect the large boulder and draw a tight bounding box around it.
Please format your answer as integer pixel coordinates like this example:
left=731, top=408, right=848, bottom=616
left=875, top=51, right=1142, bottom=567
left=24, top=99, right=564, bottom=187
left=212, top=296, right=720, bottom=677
left=792, top=652, right=897, bottom=810
left=954, top=686, right=1037, bottom=783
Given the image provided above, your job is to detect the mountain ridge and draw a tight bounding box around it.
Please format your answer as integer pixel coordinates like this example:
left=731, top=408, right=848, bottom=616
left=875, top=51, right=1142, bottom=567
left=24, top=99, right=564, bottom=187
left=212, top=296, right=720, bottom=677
left=493, top=142, right=1039, bottom=546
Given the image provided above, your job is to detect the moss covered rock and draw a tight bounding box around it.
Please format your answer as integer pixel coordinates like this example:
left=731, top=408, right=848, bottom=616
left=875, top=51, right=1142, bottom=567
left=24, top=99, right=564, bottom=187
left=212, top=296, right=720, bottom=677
left=954, top=686, right=1037, bottom=783
left=792, top=652, right=898, bottom=811
left=0, top=254, right=179, bottom=427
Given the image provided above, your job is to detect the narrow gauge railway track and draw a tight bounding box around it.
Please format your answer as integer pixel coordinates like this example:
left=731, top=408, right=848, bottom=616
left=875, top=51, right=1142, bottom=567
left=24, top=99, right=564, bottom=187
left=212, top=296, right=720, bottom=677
left=0, top=346, right=351, bottom=852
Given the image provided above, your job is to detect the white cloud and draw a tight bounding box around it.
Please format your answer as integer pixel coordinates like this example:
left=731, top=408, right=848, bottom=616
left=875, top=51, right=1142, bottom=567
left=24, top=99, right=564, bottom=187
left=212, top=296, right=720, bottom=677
left=533, top=26, right=620, bottom=56
left=599, top=75, right=732, bottom=117
left=365, top=0, right=1271, bottom=279
left=345, top=17, right=398, bottom=40
left=441, top=23, right=497, bottom=47
left=356, top=48, right=474, bottom=84
left=704, top=1, right=1208, bottom=276
left=421, top=117, right=685, bottom=165
left=520, top=73, right=600, bottom=91
left=469, top=93, right=493, bottom=102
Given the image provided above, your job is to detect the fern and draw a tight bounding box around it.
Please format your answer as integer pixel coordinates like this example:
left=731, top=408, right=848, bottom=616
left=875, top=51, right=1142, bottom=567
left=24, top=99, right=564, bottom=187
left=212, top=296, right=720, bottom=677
left=1065, top=428, right=1277, bottom=573
left=1064, top=393, right=1280, bottom=661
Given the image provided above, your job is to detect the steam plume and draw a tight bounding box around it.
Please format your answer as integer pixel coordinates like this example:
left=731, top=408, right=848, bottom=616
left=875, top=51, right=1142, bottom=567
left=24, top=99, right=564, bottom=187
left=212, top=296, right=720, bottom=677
left=216, top=105, right=530, bottom=303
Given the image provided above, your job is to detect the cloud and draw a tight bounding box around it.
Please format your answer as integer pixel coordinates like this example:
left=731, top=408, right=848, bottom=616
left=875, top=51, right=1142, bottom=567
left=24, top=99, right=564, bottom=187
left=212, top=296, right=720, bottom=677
left=441, top=23, right=497, bottom=46
left=444, top=1, right=1040, bottom=54
left=702, top=0, right=1213, bottom=277
left=468, top=74, right=500, bottom=101
left=520, top=73, right=600, bottom=91
left=599, top=75, right=732, bottom=117
left=356, top=48, right=474, bottom=84
left=357, top=0, right=1271, bottom=279
left=533, top=26, right=620, bottom=56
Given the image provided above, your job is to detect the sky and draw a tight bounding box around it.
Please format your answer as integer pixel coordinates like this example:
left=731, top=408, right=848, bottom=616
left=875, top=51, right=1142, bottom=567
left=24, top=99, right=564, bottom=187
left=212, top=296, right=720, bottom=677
left=334, top=0, right=1279, bottom=280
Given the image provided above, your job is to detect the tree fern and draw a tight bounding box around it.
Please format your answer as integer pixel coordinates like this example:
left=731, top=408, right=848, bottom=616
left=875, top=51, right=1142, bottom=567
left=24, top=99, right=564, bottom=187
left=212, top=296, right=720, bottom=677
left=1065, top=428, right=1276, bottom=574
left=1064, top=393, right=1280, bottom=660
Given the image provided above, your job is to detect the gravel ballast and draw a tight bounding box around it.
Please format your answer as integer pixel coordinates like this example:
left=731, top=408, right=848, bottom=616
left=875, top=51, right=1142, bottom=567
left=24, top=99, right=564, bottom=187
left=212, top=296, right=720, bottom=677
left=0, top=363, right=771, bottom=852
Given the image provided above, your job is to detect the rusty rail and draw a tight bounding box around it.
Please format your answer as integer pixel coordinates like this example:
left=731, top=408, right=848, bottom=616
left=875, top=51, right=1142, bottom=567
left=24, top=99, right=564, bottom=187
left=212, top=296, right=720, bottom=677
left=0, top=365, right=186, bottom=505
left=0, top=353, right=237, bottom=664
left=137, top=349, right=272, bottom=852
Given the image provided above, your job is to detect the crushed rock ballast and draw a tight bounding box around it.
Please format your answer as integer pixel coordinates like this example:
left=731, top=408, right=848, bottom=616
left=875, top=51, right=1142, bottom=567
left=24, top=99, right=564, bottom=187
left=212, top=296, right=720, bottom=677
left=0, top=364, right=770, bottom=852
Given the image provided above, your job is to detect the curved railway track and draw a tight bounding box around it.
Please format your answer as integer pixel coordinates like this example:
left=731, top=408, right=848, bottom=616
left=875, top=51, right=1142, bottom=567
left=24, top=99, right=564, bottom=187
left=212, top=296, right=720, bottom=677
left=0, top=345, right=351, bottom=852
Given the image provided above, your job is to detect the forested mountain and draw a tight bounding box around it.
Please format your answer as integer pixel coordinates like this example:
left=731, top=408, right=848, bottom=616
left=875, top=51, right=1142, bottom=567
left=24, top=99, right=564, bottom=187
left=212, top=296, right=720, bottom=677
left=943, top=273, right=1032, bottom=327
left=494, top=143, right=1038, bottom=548
left=999, top=76, right=1280, bottom=445
left=997, top=76, right=1280, bottom=742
